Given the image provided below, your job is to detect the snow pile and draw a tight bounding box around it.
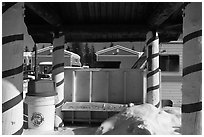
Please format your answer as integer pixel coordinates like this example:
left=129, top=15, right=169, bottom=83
left=95, top=103, right=181, bottom=135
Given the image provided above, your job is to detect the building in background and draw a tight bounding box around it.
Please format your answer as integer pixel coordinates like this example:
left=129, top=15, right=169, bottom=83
left=95, top=42, right=183, bottom=107
left=160, top=41, right=183, bottom=107
left=95, top=45, right=143, bottom=69
left=30, top=46, right=81, bottom=75
left=23, top=51, right=32, bottom=71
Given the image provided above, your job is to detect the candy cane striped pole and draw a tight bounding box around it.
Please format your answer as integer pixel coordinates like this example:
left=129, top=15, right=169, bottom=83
left=146, top=31, right=160, bottom=108
left=2, top=3, right=24, bottom=135
left=52, top=32, right=65, bottom=128
left=182, top=2, right=202, bottom=135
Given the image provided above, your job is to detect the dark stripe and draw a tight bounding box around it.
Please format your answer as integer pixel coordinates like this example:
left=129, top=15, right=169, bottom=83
left=183, top=30, right=202, bottom=44
left=183, top=63, right=202, bottom=77
left=59, top=122, right=64, bottom=127
left=26, top=92, right=57, bottom=97
left=182, top=102, right=202, bottom=113
left=2, top=92, right=23, bottom=113
left=131, top=54, right=147, bottom=69
left=147, top=53, right=159, bottom=62
left=147, top=68, right=159, bottom=78
left=146, top=36, right=159, bottom=46
left=147, top=85, right=160, bottom=93
left=23, top=102, right=28, bottom=114
left=2, top=2, right=17, bottom=14
left=2, top=34, right=24, bottom=45
left=12, top=124, right=23, bottom=135
left=52, top=63, right=64, bottom=71
left=2, top=64, right=23, bottom=78
left=55, top=99, right=64, bottom=108
left=24, top=115, right=28, bottom=121
left=53, top=45, right=64, bottom=52
left=155, top=101, right=160, bottom=108
left=56, top=78, right=64, bottom=87
left=24, top=121, right=28, bottom=129
left=147, top=45, right=152, bottom=71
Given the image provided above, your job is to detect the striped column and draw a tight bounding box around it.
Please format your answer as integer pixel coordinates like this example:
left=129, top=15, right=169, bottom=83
left=2, top=3, right=24, bottom=135
left=23, top=102, right=28, bottom=129
left=146, top=31, right=160, bottom=108
left=182, top=3, right=202, bottom=135
left=52, top=33, right=65, bottom=128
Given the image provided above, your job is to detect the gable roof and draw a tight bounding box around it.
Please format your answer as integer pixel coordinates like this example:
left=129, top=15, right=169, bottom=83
left=31, top=46, right=53, bottom=55
left=95, top=45, right=142, bottom=56
left=31, top=46, right=80, bottom=59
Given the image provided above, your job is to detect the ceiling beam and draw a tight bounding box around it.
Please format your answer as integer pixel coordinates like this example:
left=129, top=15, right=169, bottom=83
left=148, top=2, right=183, bottom=29
left=27, top=24, right=181, bottom=43
left=25, top=2, right=62, bottom=27
left=30, top=32, right=180, bottom=43
left=27, top=24, right=182, bottom=35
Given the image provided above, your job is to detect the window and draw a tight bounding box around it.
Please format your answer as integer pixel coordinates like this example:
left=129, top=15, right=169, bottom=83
left=159, top=55, right=179, bottom=72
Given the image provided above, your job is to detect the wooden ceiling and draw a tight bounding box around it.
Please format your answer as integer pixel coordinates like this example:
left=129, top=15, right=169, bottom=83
left=21, top=2, right=184, bottom=43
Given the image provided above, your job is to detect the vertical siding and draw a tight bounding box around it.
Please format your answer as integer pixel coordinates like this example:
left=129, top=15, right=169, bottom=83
left=160, top=42, right=183, bottom=107
left=64, top=68, right=144, bottom=104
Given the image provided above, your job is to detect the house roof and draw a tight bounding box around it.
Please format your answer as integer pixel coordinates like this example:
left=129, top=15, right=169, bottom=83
left=31, top=46, right=80, bottom=59
left=95, top=45, right=143, bottom=56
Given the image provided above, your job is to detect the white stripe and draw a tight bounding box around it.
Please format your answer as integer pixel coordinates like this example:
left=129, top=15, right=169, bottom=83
left=54, top=72, right=64, bottom=83
left=2, top=101, right=23, bottom=135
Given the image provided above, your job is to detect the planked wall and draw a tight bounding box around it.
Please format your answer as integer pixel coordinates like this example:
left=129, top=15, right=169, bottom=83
left=64, top=68, right=145, bottom=104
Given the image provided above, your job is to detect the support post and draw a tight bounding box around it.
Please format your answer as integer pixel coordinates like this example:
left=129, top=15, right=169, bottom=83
left=2, top=3, right=24, bottom=135
left=182, top=2, right=202, bottom=135
left=34, top=43, right=38, bottom=80
left=89, top=71, right=93, bottom=102
left=52, top=32, right=65, bottom=128
left=146, top=31, right=160, bottom=108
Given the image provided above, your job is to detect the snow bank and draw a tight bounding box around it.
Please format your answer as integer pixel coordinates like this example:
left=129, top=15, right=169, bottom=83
left=95, top=103, right=181, bottom=135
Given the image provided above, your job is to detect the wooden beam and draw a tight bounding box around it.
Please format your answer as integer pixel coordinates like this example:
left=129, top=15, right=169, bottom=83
left=161, top=24, right=182, bottom=31
left=27, top=24, right=149, bottom=34
left=148, top=2, right=183, bottom=28
left=27, top=24, right=181, bottom=43
left=62, top=102, right=127, bottom=112
left=27, top=23, right=182, bottom=34
left=31, top=34, right=53, bottom=43
left=25, top=2, right=62, bottom=27
left=31, top=32, right=180, bottom=43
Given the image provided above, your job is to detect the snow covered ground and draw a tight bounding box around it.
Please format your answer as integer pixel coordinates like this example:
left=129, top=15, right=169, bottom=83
left=95, top=104, right=181, bottom=135
left=23, top=104, right=181, bottom=135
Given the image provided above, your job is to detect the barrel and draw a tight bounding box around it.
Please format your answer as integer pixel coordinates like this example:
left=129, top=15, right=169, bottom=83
left=24, top=96, right=55, bottom=131
left=24, top=80, right=57, bottom=131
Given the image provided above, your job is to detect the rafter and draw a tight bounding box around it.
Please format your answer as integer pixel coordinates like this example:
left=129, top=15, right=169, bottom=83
left=148, top=2, right=183, bottom=29
left=25, top=2, right=62, bottom=27
left=27, top=24, right=181, bottom=43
